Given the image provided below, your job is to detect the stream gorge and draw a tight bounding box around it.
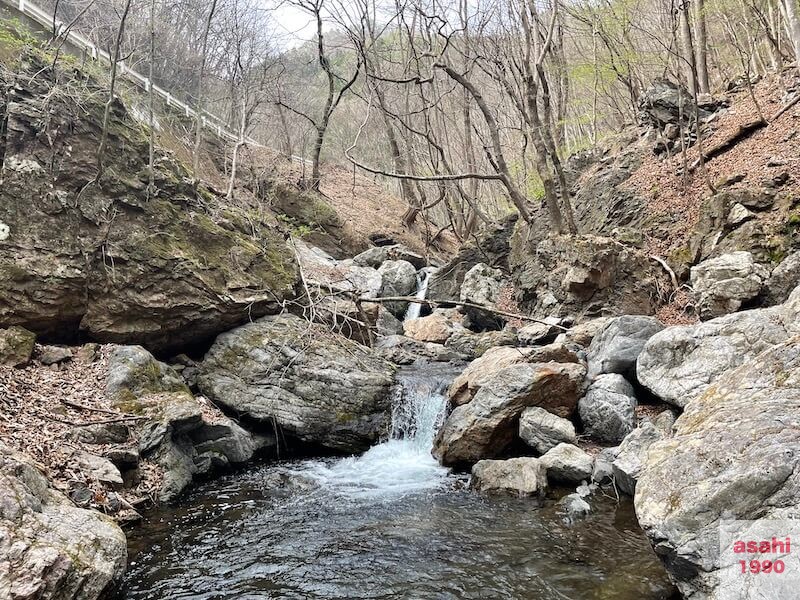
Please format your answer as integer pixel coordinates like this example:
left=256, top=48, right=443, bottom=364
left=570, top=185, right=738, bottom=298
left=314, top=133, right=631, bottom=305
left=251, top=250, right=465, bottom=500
left=119, top=365, right=675, bottom=600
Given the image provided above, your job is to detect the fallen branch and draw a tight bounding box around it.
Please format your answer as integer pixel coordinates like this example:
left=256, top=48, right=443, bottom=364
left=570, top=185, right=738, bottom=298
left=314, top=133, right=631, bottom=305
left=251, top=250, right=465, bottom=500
left=688, top=118, right=766, bottom=173
left=62, top=399, right=141, bottom=419
left=358, top=296, right=570, bottom=330
left=649, top=255, right=679, bottom=290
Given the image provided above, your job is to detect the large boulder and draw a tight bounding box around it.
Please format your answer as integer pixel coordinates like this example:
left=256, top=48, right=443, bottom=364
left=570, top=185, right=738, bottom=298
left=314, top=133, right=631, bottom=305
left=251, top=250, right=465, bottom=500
left=0, top=442, right=127, bottom=598
left=637, top=288, right=800, bottom=407
left=448, top=343, right=579, bottom=406
left=378, top=259, right=418, bottom=318
left=470, top=457, right=548, bottom=497
left=0, top=325, right=36, bottom=367
left=518, top=406, right=577, bottom=454
left=612, top=422, right=664, bottom=496
left=764, top=251, right=800, bottom=305
left=459, top=263, right=506, bottom=330
left=636, top=338, right=800, bottom=599
left=292, top=238, right=381, bottom=298
left=586, top=315, right=663, bottom=379
left=197, top=313, right=396, bottom=452
left=690, top=251, right=769, bottom=319
left=510, top=234, right=662, bottom=322
left=403, top=309, right=463, bottom=344
left=578, top=374, right=637, bottom=443
left=539, top=443, right=594, bottom=484
left=433, top=361, right=585, bottom=466
left=374, top=334, right=466, bottom=364
left=0, top=52, right=298, bottom=352
left=352, top=244, right=426, bottom=270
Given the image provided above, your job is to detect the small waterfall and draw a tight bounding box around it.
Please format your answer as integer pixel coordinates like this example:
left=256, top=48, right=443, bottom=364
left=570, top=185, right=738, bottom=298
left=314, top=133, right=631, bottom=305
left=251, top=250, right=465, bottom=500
left=404, top=267, right=437, bottom=321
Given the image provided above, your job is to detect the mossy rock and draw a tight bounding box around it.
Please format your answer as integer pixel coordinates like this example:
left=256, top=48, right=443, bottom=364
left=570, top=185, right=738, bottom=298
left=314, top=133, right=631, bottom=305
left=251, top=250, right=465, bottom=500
left=0, top=325, right=35, bottom=366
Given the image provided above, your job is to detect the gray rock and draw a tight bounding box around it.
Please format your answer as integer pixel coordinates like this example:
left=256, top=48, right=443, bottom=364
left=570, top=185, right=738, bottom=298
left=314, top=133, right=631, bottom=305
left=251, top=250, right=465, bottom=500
left=586, top=315, right=664, bottom=379
left=37, top=345, right=73, bottom=365
left=434, top=362, right=586, bottom=466
left=578, top=374, right=637, bottom=443
left=554, top=317, right=614, bottom=347
left=0, top=325, right=35, bottom=367
left=690, top=251, right=769, bottom=319
left=292, top=238, right=382, bottom=298
left=74, top=451, right=124, bottom=487
left=612, top=422, right=663, bottom=496
left=592, top=447, right=617, bottom=484
left=559, top=492, right=591, bottom=520
left=106, top=345, right=188, bottom=400
left=459, top=262, right=506, bottom=330
left=540, top=443, right=594, bottom=484
left=636, top=289, right=800, bottom=407
left=726, top=202, right=752, bottom=226
left=374, top=334, right=466, bottom=364
left=353, top=244, right=427, bottom=270
left=652, top=409, right=677, bottom=435
left=636, top=338, right=800, bottom=599
left=445, top=326, right=518, bottom=359
left=518, top=317, right=563, bottom=345
left=518, top=406, right=577, bottom=453
left=0, top=442, right=127, bottom=598
left=376, top=307, right=404, bottom=336
left=102, top=446, right=140, bottom=469
left=198, top=313, right=395, bottom=452
left=470, top=457, right=548, bottom=497
left=378, top=259, right=418, bottom=318
left=764, top=251, right=800, bottom=305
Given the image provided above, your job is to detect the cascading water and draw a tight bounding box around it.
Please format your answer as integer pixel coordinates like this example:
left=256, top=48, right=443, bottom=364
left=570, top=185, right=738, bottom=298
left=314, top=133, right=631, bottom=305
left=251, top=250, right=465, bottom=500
left=403, top=266, right=437, bottom=321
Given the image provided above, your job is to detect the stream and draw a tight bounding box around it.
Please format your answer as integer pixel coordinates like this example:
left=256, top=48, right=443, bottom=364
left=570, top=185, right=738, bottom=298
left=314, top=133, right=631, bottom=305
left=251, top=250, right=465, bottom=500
left=119, top=364, right=675, bottom=600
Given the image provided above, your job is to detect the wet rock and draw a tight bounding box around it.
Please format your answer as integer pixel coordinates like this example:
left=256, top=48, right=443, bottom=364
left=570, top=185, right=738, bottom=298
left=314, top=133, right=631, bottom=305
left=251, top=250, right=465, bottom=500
left=0, top=442, right=127, bottom=599
left=448, top=343, right=580, bottom=406
left=434, top=362, right=585, bottom=466
left=578, top=374, right=637, bottom=443
left=690, top=251, right=769, bottom=319
left=403, top=309, right=463, bottom=344
left=612, top=422, right=663, bottom=496
left=559, top=492, right=591, bottom=520
left=459, top=262, right=506, bottom=330
left=378, top=259, right=418, bottom=318
left=0, top=325, right=35, bottom=367
left=37, top=345, right=73, bottom=365
left=470, top=457, right=548, bottom=497
left=518, top=406, right=577, bottom=454
left=540, top=443, right=594, bottom=484
left=636, top=338, right=800, bottom=599
left=586, top=316, right=663, bottom=379
left=764, top=251, right=800, bottom=305
left=198, top=313, right=396, bottom=453
left=636, top=288, right=800, bottom=407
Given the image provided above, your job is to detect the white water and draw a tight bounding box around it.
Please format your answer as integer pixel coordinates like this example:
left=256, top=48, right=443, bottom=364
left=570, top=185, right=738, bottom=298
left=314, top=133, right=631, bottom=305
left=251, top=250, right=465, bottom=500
left=293, top=366, right=457, bottom=499
left=403, top=267, right=437, bottom=321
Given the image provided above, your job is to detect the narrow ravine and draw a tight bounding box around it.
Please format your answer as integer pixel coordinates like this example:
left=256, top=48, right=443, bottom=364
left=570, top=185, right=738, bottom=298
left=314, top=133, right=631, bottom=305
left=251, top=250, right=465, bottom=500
left=119, top=364, right=674, bottom=600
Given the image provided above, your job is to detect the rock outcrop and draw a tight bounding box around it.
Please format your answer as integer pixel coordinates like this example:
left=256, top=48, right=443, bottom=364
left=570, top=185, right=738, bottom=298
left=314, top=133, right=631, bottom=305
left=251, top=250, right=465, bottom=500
left=433, top=361, right=585, bottom=466
left=578, top=374, right=637, bottom=443
left=690, top=251, right=768, bottom=319
left=198, top=313, right=396, bottom=452
left=0, top=442, right=127, bottom=599
left=470, top=457, right=548, bottom=497
left=764, top=251, right=800, bottom=305
left=636, top=338, right=800, bottom=599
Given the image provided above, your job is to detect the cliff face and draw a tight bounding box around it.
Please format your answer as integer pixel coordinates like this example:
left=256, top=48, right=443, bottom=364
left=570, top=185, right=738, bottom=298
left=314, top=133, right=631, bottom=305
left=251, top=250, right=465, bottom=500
left=0, top=47, right=298, bottom=352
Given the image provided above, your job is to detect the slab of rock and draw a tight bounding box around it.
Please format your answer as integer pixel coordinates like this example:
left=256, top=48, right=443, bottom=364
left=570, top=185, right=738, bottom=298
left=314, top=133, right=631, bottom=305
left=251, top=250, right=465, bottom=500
left=433, top=362, right=585, bottom=466
left=403, top=309, right=463, bottom=344
left=540, top=443, right=594, bottom=484
left=764, top=251, right=800, bottom=305
left=459, top=262, right=506, bottom=330
left=612, top=422, right=663, bottom=496
left=518, top=406, right=577, bottom=454
left=637, top=289, right=800, bottom=407
left=198, top=313, right=396, bottom=452
left=374, top=334, right=465, bottom=364
left=378, top=259, right=418, bottom=318
left=578, top=374, right=637, bottom=443
left=518, top=317, right=563, bottom=345
left=470, top=457, right=548, bottom=497
left=636, top=338, right=800, bottom=599
left=293, top=238, right=382, bottom=298
left=353, top=244, right=426, bottom=270
left=554, top=316, right=613, bottom=347
left=690, top=251, right=769, bottom=319
left=0, top=442, right=127, bottom=598
left=0, top=325, right=35, bottom=367
left=586, top=315, right=663, bottom=379
left=448, top=343, right=579, bottom=406
left=376, top=307, right=404, bottom=336
left=74, top=451, right=124, bottom=487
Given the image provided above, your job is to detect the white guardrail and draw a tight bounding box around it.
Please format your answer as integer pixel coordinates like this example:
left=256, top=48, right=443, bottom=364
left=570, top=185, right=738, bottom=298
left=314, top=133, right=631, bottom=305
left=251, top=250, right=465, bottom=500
left=1, top=0, right=312, bottom=164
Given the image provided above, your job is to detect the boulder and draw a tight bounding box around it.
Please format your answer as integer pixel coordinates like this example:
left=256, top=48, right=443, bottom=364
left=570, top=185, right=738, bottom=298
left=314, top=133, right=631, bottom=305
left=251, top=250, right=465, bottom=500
left=518, top=406, right=577, bottom=454
left=540, top=443, right=594, bottom=484
left=448, top=343, right=580, bottom=406
left=578, top=374, right=637, bottom=443
left=374, top=334, right=466, bottom=364
left=470, top=457, right=548, bottom=497
left=690, top=251, right=769, bottom=319
left=0, top=325, right=35, bottom=367
left=105, top=345, right=189, bottom=400
left=433, top=362, right=585, bottom=466
left=510, top=234, right=662, bottom=322
left=764, top=251, right=800, bottom=305
left=554, top=316, right=613, bottom=347
left=445, top=326, right=518, bottom=359
left=517, top=317, right=564, bottom=346
left=403, top=309, right=463, bottom=344
left=37, top=345, right=73, bottom=366
left=559, top=493, right=591, bottom=520
left=0, top=442, right=127, bottom=598
left=353, top=244, right=426, bottom=270
left=612, top=422, right=663, bottom=496
left=197, top=313, right=396, bottom=452
left=74, top=451, right=124, bottom=487
left=592, top=447, right=617, bottom=484
left=586, top=315, right=664, bottom=379
left=378, top=259, right=418, bottom=318
left=376, top=307, right=404, bottom=336
left=636, top=289, right=800, bottom=407
left=636, top=338, right=800, bottom=599
left=293, top=238, right=382, bottom=298
left=459, top=262, right=506, bottom=330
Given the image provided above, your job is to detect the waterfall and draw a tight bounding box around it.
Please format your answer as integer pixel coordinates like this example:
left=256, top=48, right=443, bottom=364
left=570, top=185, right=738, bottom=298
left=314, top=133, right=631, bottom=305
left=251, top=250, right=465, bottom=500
left=295, top=364, right=458, bottom=498
left=404, top=267, right=437, bottom=321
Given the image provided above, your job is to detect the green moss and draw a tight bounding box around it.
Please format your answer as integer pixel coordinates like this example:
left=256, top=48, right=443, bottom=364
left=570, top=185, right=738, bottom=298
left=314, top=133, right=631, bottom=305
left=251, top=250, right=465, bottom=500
left=0, top=18, right=37, bottom=68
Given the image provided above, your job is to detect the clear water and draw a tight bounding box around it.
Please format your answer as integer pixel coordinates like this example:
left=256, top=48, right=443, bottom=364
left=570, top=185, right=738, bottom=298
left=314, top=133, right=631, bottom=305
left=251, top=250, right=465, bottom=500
left=119, top=364, right=675, bottom=600
left=403, top=267, right=436, bottom=321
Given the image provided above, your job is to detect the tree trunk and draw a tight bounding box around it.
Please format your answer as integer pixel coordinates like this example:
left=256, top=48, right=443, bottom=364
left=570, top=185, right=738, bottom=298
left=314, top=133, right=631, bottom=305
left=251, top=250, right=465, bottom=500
left=191, top=0, right=219, bottom=185
left=680, top=0, right=698, bottom=96
left=782, top=0, right=800, bottom=77
left=694, top=0, right=710, bottom=93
